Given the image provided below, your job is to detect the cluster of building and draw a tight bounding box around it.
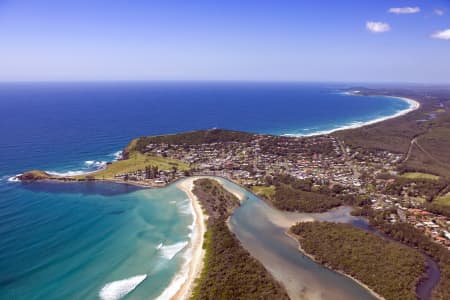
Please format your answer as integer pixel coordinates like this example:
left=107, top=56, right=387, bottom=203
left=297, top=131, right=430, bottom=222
left=407, top=208, right=450, bottom=248
left=143, top=135, right=358, bottom=186
left=116, top=132, right=450, bottom=249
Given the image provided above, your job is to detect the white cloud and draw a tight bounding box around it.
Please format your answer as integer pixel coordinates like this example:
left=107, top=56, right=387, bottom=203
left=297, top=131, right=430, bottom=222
left=388, top=7, right=420, bottom=14
left=431, top=29, right=450, bottom=40
left=366, top=21, right=391, bottom=33
left=434, top=9, right=444, bottom=16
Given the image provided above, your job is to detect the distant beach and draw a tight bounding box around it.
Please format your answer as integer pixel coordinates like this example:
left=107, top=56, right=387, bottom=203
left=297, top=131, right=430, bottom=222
left=284, top=95, right=421, bottom=137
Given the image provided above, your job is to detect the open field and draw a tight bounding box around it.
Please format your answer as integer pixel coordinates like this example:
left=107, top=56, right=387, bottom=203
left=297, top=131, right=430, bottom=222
left=435, top=193, right=450, bottom=207
left=251, top=185, right=275, bottom=199
left=77, top=152, right=189, bottom=179
left=401, top=172, right=440, bottom=180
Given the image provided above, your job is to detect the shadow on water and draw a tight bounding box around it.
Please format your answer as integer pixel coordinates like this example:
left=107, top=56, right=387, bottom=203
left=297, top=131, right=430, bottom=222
left=18, top=181, right=145, bottom=196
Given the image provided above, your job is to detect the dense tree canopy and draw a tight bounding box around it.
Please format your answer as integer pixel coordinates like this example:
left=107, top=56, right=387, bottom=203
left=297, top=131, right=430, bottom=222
left=291, top=222, right=425, bottom=300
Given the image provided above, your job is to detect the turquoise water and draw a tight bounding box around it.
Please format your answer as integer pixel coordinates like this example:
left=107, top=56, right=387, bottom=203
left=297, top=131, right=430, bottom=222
left=0, top=181, right=193, bottom=300
left=0, top=82, right=413, bottom=299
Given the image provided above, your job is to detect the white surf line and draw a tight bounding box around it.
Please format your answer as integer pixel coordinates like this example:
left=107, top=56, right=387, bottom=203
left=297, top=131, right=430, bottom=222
left=283, top=95, right=420, bottom=137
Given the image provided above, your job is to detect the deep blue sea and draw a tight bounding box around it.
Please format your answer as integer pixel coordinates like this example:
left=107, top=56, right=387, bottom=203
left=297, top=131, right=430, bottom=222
left=0, top=82, right=410, bottom=300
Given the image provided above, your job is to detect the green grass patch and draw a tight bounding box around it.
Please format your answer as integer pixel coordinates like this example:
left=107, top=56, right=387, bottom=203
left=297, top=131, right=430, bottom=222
left=435, top=193, right=450, bottom=206
left=251, top=185, right=275, bottom=199
left=77, top=152, right=189, bottom=179
left=401, top=172, right=439, bottom=180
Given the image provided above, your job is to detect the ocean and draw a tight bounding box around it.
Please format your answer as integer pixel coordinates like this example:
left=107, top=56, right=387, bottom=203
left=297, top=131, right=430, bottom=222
left=0, top=82, right=411, bottom=300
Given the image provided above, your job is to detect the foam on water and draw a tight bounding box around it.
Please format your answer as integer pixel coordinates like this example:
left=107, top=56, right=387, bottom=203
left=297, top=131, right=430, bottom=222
left=85, top=160, right=107, bottom=168
left=46, top=170, right=94, bottom=177
left=177, top=199, right=193, bottom=215
left=159, top=242, right=188, bottom=260
left=7, top=174, right=21, bottom=182
left=99, top=274, right=147, bottom=300
left=155, top=191, right=198, bottom=300
left=111, top=151, right=123, bottom=161
left=45, top=158, right=109, bottom=177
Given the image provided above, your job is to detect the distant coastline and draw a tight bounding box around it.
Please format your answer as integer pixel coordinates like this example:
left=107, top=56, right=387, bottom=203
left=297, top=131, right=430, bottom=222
left=8, top=92, right=423, bottom=300
left=284, top=94, right=421, bottom=137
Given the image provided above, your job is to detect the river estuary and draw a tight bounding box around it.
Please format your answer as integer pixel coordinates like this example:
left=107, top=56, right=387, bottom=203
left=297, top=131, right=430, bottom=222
left=218, top=178, right=440, bottom=300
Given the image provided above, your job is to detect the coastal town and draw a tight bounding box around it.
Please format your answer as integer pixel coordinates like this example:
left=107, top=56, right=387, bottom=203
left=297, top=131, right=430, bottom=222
left=104, top=130, right=450, bottom=250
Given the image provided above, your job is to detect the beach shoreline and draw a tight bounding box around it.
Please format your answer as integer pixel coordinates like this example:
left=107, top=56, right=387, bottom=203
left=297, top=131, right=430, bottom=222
left=8, top=93, right=422, bottom=300
left=283, top=95, right=421, bottom=137
left=154, top=177, right=206, bottom=300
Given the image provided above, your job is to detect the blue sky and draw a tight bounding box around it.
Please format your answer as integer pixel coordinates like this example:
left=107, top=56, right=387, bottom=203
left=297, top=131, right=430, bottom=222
left=0, top=0, right=449, bottom=83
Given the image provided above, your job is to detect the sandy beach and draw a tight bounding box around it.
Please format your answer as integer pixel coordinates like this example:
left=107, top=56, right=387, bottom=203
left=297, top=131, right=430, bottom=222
left=154, top=177, right=206, bottom=300
left=285, top=95, right=421, bottom=137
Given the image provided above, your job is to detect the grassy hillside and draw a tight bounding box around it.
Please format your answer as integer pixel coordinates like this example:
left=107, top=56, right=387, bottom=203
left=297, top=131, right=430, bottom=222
left=77, top=151, right=189, bottom=180
left=291, top=222, right=426, bottom=300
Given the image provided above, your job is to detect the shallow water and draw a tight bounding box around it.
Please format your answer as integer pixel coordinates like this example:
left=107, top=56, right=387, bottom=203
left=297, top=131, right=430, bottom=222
left=0, top=82, right=413, bottom=299
left=221, top=179, right=377, bottom=300
left=0, top=181, right=193, bottom=300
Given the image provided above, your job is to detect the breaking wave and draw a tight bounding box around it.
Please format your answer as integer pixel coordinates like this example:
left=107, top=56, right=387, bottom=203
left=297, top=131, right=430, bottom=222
left=159, top=242, right=188, bottom=260
left=112, top=151, right=123, bottom=161
left=282, top=96, right=419, bottom=137
left=7, top=174, right=22, bottom=182
left=177, top=199, right=193, bottom=215
left=44, top=151, right=121, bottom=177
left=99, top=274, right=147, bottom=300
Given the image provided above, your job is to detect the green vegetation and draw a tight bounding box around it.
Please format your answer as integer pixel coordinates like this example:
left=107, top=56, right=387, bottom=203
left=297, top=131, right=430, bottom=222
left=422, top=202, right=450, bottom=219
left=251, top=185, right=275, bottom=199
left=272, top=184, right=342, bottom=212
left=401, top=172, right=440, bottom=180
left=407, top=127, right=450, bottom=177
left=358, top=207, right=450, bottom=299
left=435, top=193, right=450, bottom=206
left=334, top=89, right=450, bottom=177
left=130, top=129, right=256, bottom=153
left=384, top=176, right=448, bottom=201
left=191, top=178, right=288, bottom=300
left=77, top=151, right=189, bottom=180
left=193, top=178, right=240, bottom=220
left=291, top=222, right=426, bottom=300
left=191, top=220, right=289, bottom=300
left=261, top=174, right=367, bottom=212
left=18, top=170, right=52, bottom=180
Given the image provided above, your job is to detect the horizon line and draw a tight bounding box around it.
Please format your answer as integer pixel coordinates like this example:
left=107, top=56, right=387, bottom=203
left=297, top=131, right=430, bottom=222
left=0, top=79, right=448, bottom=86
